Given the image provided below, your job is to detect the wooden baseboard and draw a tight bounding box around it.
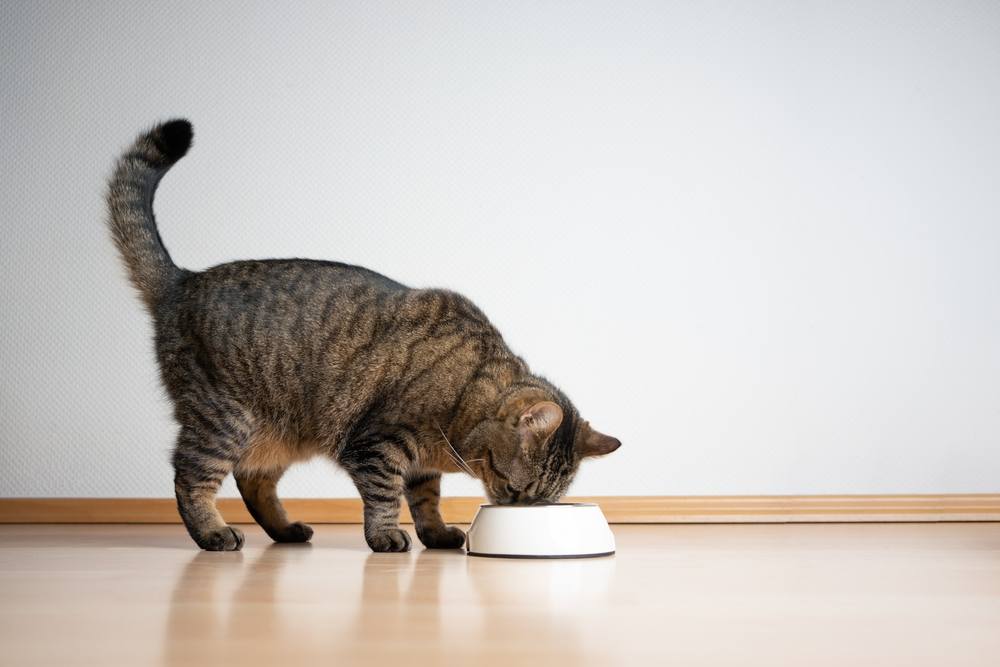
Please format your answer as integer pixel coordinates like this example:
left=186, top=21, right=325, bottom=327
left=1, top=495, right=998, bottom=524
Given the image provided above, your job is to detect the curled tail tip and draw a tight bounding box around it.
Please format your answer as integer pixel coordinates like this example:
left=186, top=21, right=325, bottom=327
left=151, top=118, right=193, bottom=164
left=107, top=119, right=191, bottom=307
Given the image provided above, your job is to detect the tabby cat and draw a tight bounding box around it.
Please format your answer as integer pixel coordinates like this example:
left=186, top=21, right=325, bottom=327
left=106, top=120, right=621, bottom=552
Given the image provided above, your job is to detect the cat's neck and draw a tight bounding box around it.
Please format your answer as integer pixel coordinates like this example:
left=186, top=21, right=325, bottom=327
left=444, top=363, right=553, bottom=449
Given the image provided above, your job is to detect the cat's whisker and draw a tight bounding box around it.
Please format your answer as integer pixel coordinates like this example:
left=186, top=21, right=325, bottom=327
left=440, top=445, right=460, bottom=466
left=442, top=448, right=469, bottom=473
left=450, top=450, right=478, bottom=478
left=443, top=447, right=476, bottom=477
left=436, top=424, right=478, bottom=477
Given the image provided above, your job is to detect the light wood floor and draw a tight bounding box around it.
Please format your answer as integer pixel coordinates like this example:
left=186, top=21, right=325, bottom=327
left=1, top=523, right=999, bottom=666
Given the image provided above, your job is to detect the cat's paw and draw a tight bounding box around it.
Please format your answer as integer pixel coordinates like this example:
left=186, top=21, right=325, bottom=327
left=417, top=525, right=467, bottom=550
left=199, top=526, right=245, bottom=551
left=366, top=527, right=412, bottom=552
left=272, top=521, right=314, bottom=544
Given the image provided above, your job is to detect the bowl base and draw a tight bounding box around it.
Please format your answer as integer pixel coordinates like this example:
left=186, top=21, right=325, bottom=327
left=467, top=550, right=615, bottom=559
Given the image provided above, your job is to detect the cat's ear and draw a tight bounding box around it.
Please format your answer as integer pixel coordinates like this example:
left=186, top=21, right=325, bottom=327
left=517, top=401, right=563, bottom=452
left=579, top=426, right=621, bottom=458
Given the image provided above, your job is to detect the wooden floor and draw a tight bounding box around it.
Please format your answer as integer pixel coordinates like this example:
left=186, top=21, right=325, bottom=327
left=1, top=523, right=999, bottom=666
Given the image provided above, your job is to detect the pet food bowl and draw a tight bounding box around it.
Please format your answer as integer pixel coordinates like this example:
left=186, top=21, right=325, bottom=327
left=466, top=503, right=616, bottom=558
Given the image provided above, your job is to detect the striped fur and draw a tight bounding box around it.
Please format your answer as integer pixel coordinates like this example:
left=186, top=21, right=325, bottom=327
left=106, top=120, right=621, bottom=552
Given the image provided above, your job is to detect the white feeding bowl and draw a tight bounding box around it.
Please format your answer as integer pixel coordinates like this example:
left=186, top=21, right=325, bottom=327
left=466, top=503, right=616, bottom=558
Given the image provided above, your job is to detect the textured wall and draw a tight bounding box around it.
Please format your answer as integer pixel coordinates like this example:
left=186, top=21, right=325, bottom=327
left=2, top=1, right=999, bottom=499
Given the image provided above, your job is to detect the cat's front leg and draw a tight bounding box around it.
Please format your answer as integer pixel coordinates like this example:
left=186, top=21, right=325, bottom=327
left=404, top=470, right=466, bottom=549
left=361, top=495, right=411, bottom=552
left=340, top=437, right=414, bottom=552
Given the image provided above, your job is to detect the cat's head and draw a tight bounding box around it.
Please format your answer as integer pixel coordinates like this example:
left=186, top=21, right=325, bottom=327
left=463, top=388, right=620, bottom=505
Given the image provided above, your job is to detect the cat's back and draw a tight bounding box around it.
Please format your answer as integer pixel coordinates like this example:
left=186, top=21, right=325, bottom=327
left=176, top=258, right=404, bottom=319
left=154, top=256, right=512, bottom=432
left=190, top=258, right=406, bottom=298
left=158, top=258, right=407, bottom=355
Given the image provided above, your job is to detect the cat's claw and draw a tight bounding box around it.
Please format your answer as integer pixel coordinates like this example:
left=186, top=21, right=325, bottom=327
left=367, top=527, right=412, bottom=552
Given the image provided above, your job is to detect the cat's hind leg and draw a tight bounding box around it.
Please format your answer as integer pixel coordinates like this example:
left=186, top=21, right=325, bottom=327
left=173, top=418, right=248, bottom=551
left=234, top=468, right=313, bottom=543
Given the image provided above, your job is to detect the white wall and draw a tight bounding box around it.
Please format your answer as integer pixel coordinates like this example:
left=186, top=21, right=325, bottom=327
left=2, top=1, right=999, bottom=499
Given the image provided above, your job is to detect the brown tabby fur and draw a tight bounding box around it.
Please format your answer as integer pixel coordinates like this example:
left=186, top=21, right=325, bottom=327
left=106, top=120, right=620, bottom=552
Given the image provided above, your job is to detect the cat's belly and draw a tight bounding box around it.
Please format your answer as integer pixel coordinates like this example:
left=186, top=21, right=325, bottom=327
left=235, top=428, right=322, bottom=476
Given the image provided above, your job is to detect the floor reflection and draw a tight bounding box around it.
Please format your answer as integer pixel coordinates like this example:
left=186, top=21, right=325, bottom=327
left=162, top=544, right=312, bottom=665
left=342, top=549, right=451, bottom=662
left=162, top=536, right=615, bottom=665
left=464, top=555, right=615, bottom=663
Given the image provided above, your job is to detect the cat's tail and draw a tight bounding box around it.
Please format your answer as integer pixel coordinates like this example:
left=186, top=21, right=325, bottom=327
left=106, top=119, right=192, bottom=310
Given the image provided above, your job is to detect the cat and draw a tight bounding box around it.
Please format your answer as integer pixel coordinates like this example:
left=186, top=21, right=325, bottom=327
left=106, top=119, right=621, bottom=552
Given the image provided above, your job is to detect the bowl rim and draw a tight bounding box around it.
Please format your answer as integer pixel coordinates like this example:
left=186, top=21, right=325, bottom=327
left=476, top=502, right=599, bottom=509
